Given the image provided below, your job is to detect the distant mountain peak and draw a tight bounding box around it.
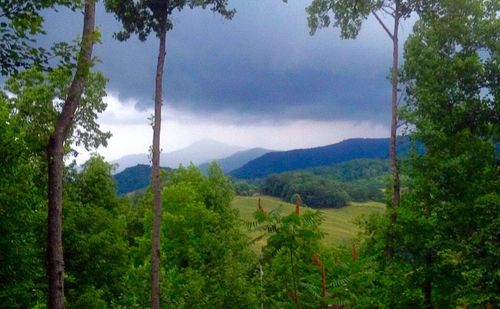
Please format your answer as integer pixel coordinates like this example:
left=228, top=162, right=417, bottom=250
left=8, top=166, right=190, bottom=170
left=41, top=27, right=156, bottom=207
left=112, top=139, right=247, bottom=173
left=189, top=138, right=232, bottom=147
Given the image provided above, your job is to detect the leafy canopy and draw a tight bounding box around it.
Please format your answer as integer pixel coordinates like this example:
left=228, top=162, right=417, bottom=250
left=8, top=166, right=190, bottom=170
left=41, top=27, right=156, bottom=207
left=105, top=0, right=236, bottom=41
left=1, top=66, right=111, bottom=156
left=306, top=0, right=431, bottom=37
left=0, top=0, right=83, bottom=75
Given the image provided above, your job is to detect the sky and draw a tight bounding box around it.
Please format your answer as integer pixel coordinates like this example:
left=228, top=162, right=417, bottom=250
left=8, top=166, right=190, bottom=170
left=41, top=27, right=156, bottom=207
left=37, top=0, right=415, bottom=163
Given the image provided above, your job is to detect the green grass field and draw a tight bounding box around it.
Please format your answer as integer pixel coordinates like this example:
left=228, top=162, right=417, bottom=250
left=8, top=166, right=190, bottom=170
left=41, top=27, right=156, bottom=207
left=232, top=195, right=385, bottom=247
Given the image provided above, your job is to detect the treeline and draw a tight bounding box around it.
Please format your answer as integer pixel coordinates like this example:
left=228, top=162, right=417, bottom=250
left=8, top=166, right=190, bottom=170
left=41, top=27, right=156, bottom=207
left=262, top=173, right=351, bottom=208
left=237, top=159, right=388, bottom=208
left=0, top=151, right=362, bottom=308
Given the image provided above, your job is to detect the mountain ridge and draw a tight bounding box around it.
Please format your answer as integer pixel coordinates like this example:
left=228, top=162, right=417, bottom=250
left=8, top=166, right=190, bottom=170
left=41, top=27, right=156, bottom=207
left=230, top=137, right=411, bottom=179
left=198, top=147, right=272, bottom=174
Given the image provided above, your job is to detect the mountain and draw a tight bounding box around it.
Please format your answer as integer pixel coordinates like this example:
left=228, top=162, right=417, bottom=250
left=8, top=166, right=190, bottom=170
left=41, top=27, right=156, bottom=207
left=113, top=164, right=171, bottom=195
left=111, top=154, right=150, bottom=173
left=230, top=137, right=412, bottom=179
left=112, top=139, right=246, bottom=173
left=198, top=148, right=271, bottom=174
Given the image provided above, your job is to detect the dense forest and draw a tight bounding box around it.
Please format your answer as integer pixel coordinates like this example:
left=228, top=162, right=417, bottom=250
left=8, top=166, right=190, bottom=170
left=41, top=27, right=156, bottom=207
left=0, top=0, right=498, bottom=308
left=259, top=159, right=389, bottom=208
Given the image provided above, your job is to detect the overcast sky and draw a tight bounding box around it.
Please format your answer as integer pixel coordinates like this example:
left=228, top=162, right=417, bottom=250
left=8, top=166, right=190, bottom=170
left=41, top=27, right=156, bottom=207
left=37, top=0, right=414, bottom=163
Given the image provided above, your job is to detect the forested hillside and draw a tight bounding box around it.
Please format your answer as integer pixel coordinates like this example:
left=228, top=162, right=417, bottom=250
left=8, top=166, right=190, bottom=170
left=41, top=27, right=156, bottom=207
left=259, top=159, right=389, bottom=208
left=113, top=164, right=171, bottom=195
left=113, top=150, right=389, bottom=196
left=230, top=137, right=412, bottom=179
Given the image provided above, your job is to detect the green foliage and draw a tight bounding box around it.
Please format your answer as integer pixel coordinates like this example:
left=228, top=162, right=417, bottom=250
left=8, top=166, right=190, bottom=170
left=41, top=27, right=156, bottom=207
left=0, top=95, right=47, bottom=308
left=260, top=159, right=391, bottom=206
left=356, top=1, right=500, bottom=307
left=0, top=39, right=112, bottom=306
left=230, top=138, right=410, bottom=179
left=307, top=0, right=376, bottom=37
left=304, top=159, right=391, bottom=202
left=2, top=66, right=110, bottom=155
left=233, top=179, right=259, bottom=196
left=262, top=172, right=351, bottom=208
left=306, top=159, right=389, bottom=182
left=306, top=0, right=421, bottom=37
left=402, top=0, right=499, bottom=304
left=234, top=196, right=385, bottom=247
left=249, top=204, right=336, bottom=307
left=113, top=164, right=172, bottom=195
left=1, top=2, right=497, bottom=308
left=121, top=164, right=259, bottom=307
left=63, top=156, right=130, bottom=307
left=104, top=0, right=235, bottom=41
left=0, top=0, right=83, bottom=75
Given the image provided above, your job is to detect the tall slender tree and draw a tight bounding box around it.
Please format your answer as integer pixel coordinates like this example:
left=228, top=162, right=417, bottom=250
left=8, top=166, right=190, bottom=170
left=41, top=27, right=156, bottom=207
left=306, top=0, right=418, bottom=258
left=46, top=1, right=97, bottom=307
left=104, top=1, right=234, bottom=307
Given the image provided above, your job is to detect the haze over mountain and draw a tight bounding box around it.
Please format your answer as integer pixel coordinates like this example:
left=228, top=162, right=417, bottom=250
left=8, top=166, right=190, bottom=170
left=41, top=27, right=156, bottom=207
left=198, top=148, right=272, bottom=175
left=230, top=137, right=412, bottom=179
left=112, top=139, right=246, bottom=173
left=112, top=137, right=413, bottom=195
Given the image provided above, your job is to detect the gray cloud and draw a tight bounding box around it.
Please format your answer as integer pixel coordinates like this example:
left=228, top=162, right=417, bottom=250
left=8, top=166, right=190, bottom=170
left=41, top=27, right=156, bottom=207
left=37, top=0, right=412, bottom=124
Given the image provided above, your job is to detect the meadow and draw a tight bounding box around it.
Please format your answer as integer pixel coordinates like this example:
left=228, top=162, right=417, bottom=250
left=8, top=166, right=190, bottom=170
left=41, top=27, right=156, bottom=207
left=232, top=195, right=385, bottom=247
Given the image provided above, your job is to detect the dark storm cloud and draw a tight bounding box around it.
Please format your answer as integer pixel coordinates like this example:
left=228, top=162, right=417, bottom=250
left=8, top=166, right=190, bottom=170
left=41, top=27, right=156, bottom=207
left=38, top=0, right=403, bottom=123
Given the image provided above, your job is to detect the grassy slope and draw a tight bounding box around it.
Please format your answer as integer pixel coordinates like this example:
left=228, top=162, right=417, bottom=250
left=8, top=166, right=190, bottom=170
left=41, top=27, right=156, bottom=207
left=232, top=195, right=385, bottom=247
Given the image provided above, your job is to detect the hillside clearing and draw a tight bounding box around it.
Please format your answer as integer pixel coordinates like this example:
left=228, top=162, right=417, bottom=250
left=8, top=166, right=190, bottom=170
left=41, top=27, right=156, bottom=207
left=232, top=195, right=385, bottom=248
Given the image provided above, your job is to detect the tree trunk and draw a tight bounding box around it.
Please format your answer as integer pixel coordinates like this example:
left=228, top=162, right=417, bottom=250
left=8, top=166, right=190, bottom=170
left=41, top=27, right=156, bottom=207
left=386, top=0, right=400, bottom=260
left=46, top=1, right=96, bottom=308
left=423, top=252, right=433, bottom=309
left=422, top=202, right=433, bottom=308
left=151, top=18, right=167, bottom=309
left=390, top=1, right=401, bottom=210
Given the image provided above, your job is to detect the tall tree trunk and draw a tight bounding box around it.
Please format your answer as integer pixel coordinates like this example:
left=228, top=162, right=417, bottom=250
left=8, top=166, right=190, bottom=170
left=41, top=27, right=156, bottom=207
left=390, top=1, right=401, bottom=210
left=386, top=0, right=401, bottom=260
left=46, top=1, right=96, bottom=308
left=422, top=202, right=433, bottom=308
left=151, top=18, right=167, bottom=309
left=423, top=252, right=433, bottom=308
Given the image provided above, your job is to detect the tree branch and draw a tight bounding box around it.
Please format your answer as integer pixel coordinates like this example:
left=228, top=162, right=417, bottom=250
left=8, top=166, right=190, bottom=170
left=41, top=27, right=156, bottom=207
left=381, top=6, right=395, bottom=17
left=372, top=10, right=394, bottom=40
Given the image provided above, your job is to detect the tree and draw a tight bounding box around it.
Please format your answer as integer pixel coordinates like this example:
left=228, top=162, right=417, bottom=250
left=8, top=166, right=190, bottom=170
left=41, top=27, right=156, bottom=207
left=104, top=1, right=235, bottom=307
left=119, top=164, right=258, bottom=307
left=45, top=1, right=98, bottom=306
left=0, top=97, right=47, bottom=308
left=2, top=52, right=108, bottom=309
left=249, top=200, right=329, bottom=308
left=1, top=42, right=108, bottom=309
left=161, top=164, right=258, bottom=308
left=63, top=155, right=129, bottom=307
left=261, top=173, right=350, bottom=208
left=5, top=1, right=102, bottom=308
left=306, top=0, right=420, bottom=257
left=397, top=0, right=499, bottom=306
